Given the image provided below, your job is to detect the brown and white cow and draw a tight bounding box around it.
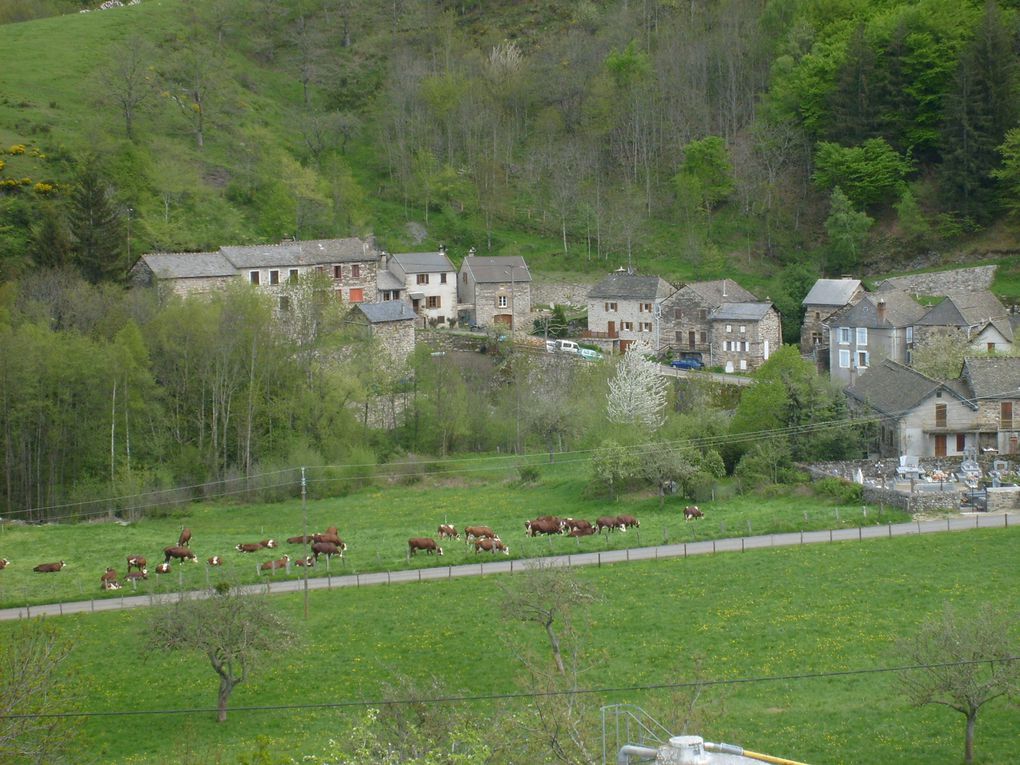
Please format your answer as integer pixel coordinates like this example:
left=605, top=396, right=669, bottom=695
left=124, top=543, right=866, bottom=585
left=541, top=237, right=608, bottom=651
left=286, top=535, right=315, bottom=544
left=474, top=537, right=509, bottom=555
left=259, top=539, right=277, bottom=549
left=125, top=569, right=148, bottom=581
left=311, top=541, right=343, bottom=561
left=293, top=556, right=315, bottom=567
left=259, top=555, right=291, bottom=573
left=596, top=516, right=625, bottom=534
left=526, top=517, right=564, bottom=537
left=323, top=526, right=339, bottom=536
left=408, top=537, right=443, bottom=556
left=33, top=561, right=65, bottom=573
left=616, top=514, right=640, bottom=530
left=437, top=524, right=459, bottom=539
left=154, top=562, right=172, bottom=574
left=236, top=543, right=263, bottom=553
left=100, top=568, right=122, bottom=590
left=683, top=506, right=704, bottom=521
left=178, top=527, right=192, bottom=547
left=464, top=526, right=496, bottom=542
left=569, top=524, right=596, bottom=537
left=312, top=532, right=345, bottom=549
left=0, top=558, right=10, bottom=570
left=164, top=546, right=197, bottom=564
left=563, top=518, right=593, bottom=534
left=126, top=555, right=147, bottom=572
left=207, top=556, right=224, bottom=566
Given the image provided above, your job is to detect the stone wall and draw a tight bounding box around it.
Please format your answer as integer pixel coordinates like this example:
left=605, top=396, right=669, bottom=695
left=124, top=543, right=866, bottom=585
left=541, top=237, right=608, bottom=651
left=862, top=484, right=961, bottom=513
left=530, top=281, right=596, bottom=309
left=876, top=265, right=997, bottom=294
left=986, top=486, right=1020, bottom=512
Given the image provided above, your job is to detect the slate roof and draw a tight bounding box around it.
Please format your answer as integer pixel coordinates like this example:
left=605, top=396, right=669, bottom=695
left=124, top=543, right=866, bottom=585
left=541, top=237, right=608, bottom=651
left=823, top=290, right=925, bottom=329
left=377, top=270, right=404, bottom=291
left=802, top=278, right=862, bottom=306
left=710, top=302, right=774, bottom=322
left=846, top=359, right=976, bottom=415
left=916, top=290, right=1008, bottom=328
left=355, top=300, right=417, bottom=324
left=389, top=252, right=455, bottom=273
left=588, top=271, right=675, bottom=300
left=962, top=357, right=1020, bottom=399
left=685, top=279, right=758, bottom=305
left=220, top=238, right=376, bottom=269
left=461, top=255, right=532, bottom=283
left=139, top=252, right=235, bottom=279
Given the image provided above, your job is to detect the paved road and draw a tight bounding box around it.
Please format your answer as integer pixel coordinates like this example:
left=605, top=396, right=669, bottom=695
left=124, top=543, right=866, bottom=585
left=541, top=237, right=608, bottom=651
left=657, top=364, right=754, bottom=386
left=2, top=513, right=1014, bottom=622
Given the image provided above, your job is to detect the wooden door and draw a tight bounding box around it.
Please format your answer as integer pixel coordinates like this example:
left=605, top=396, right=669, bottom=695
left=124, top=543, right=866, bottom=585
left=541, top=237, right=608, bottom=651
left=608, top=321, right=616, bottom=337
left=934, top=434, right=947, bottom=457
left=688, top=331, right=696, bottom=349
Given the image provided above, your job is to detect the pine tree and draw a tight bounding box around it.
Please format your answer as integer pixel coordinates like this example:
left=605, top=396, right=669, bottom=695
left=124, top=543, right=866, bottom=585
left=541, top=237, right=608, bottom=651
left=827, top=23, right=883, bottom=144
left=67, top=157, right=125, bottom=283
left=29, top=204, right=72, bottom=268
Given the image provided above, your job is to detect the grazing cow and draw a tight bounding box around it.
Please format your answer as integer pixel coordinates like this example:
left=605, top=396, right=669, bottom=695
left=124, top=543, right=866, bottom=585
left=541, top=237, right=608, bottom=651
left=408, top=537, right=443, bottom=556
left=100, top=568, right=122, bottom=591
left=33, top=561, right=65, bottom=573
left=464, top=526, right=496, bottom=542
left=526, top=517, right=564, bottom=536
left=312, top=532, right=345, bottom=548
left=178, top=527, right=192, bottom=547
left=293, top=556, right=315, bottom=567
left=616, top=514, right=640, bottom=530
left=207, top=556, right=223, bottom=566
left=164, top=546, right=197, bottom=564
left=259, top=555, right=291, bottom=573
left=286, top=535, right=314, bottom=544
left=564, top=518, right=594, bottom=534
left=683, top=506, right=704, bottom=521
left=259, top=539, right=277, bottom=549
left=569, top=525, right=596, bottom=537
left=154, top=562, right=172, bottom=574
left=474, top=537, right=510, bottom=555
left=125, top=569, right=148, bottom=581
left=235, top=543, right=263, bottom=553
left=0, top=558, right=10, bottom=570
left=437, top=524, right=459, bottom=539
left=311, top=541, right=343, bottom=561
left=596, top=516, right=625, bottom=534
left=126, top=555, right=147, bottom=572
left=323, top=526, right=338, bottom=536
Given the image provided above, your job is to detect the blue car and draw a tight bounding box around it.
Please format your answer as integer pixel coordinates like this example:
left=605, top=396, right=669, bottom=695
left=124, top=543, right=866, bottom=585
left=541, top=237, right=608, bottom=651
left=670, top=357, right=704, bottom=370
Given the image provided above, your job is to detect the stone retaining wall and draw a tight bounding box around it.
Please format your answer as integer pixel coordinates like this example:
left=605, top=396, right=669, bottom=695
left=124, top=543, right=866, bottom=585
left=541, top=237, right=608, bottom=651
left=530, top=280, right=596, bottom=309
left=986, top=486, right=1020, bottom=512
left=862, top=484, right=961, bottom=513
left=876, top=265, right=997, bottom=294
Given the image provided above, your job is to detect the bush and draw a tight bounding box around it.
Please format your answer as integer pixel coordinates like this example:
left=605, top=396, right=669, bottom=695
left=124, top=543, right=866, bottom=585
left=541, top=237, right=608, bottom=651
left=517, top=463, right=540, bottom=484
left=814, top=476, right=863, bottom=504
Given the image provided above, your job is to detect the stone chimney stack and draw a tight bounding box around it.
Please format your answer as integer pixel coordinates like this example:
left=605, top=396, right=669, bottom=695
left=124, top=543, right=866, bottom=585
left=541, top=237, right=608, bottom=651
left=877, top=298, right=887, bottom=323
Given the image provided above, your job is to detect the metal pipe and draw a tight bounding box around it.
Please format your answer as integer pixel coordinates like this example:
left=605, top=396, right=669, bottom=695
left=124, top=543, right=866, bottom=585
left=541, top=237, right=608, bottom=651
left=616, top=744, right=659, bottom=765
left=705, top=741, right=812, bottom=765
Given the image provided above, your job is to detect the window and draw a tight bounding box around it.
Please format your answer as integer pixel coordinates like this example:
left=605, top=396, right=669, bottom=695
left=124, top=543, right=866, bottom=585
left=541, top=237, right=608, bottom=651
left=739, top=359, right=747, bottom=371
left=316, top=266, right=326, bottom=274
left=640, top=302, right=652, bottom=313
left=739, top=325, right=746, bottom=334
left=856, top=327, right=868, bottom=346
left=605, top=302, right=618, bottom=312
left=640, top=322, right=652, bottom=332
left=249, top=271, right=260, bottom=285
left=811, top=331, right=823, bottom=345
left=724, top=340, right=732, bottom=352
left=269, top=270, right=279, bottom=285
left=674, top=309, right=682, bottom=320
left=426, top=295, right=441, bottom=309
left=839, top=327, right=851, bottom=344
left=814, top=311, right=820, bottom=320
left=935, top=403, right=947, bottom=428
left=278, top=295, right=291, bottom=312
left=906, top=326, right=913, bottom=345
left=289, top=269, right=299, bottom=283
left=725, top=324, right=733, bottom=333
left=349, top=288, right=364, bottom=303
left=462, top=272, right=468, bottom=283
left=741, top=341, right=749, bottom=352
left=856, top=350, right=869, bottom=368
left=351, top=264, right=361, bottom=278
left=440, top=273, right=447, bottom=284
left=699, top=331, right=707, bottom=344
left=988, top=342, right=996, bottom=352
left=622, top=322, right=634, bottom=331
left=416, top=273, right=429, bottom=285
left=497, top=295, right=508, bottom=308
left=839, top=349, right=851, bottom=368
left=698, top=309, right=707, bottom=320
left=1002, top=402, right=1014, bottom=429
left=334, top=265, right=343, bottom=279
left=957, top=433, right=966, bottom=452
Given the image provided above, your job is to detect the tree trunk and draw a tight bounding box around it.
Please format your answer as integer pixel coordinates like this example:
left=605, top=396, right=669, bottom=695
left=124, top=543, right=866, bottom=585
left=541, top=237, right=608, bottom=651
left=964, top=711, right=976, bottom=764
left=545, top=621, right=565, bottom=675
left=217, top=676, right=235, bottom=723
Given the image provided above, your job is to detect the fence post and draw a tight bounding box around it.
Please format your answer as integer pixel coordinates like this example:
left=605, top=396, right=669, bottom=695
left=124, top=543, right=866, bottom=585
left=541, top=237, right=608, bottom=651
left=888, top=524, right=892, bottom=538
left=684, top=543, right=687, bottom=558
left=741, top=538, right=744, bottom=553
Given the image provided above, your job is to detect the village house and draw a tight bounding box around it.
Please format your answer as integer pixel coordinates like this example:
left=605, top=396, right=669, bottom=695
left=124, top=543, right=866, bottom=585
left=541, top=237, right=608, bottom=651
left=585, top=270, right=676, bottom=353
left=659, top=279, right=762, bottom=363
left=913, top=290, right=1015, bottom=353
left=349, top=300, right=418, bottom=369
left=381, top=248, right=458, bottom=327
left=800, top=278, right=864, bottom=357
left=129, top=250, right=236, bottom=297
left=823, top=290, right=927, bottom=386
left=457, top=252, right=532, bottom=332
left=961, top=357, right=1020, bottom=455
left=709, top=302, right=782, bottom=372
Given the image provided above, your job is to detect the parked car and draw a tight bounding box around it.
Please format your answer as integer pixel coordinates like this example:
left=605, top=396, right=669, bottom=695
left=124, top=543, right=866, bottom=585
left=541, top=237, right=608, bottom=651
left=670, top=357, right=704, bottom=370
left=556, top=340, right=580, bottom=354
left=545, top=340, right=557, bottom=353
left=579, top=348, right=603, bottom=361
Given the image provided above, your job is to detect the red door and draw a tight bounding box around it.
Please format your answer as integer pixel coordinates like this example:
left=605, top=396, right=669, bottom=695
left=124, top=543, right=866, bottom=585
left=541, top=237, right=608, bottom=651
left=934, top=435, right=947, bottom=457
left=607, top=321, right=616, bottom=337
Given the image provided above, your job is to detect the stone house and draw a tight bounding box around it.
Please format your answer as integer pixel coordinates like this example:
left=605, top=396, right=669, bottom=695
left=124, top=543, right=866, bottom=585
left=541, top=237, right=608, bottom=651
left=914, top=290, right=1015, bottom=353
left=800, top=278, right=864, bottom=356
left=846, top=358, right=979, bottom=458
left=823, top=290, right=927, bottom=386
left=585, top=271, right=676, bottom=353
left=131, top=251, right=236, bottom=297
left=961, top=357, right=1020, bottom=455
left=658, top=279, right=758, bottom=361
left=382, top=249, right=458, bottom=327
left=350, top=300, right=417, bottom=369
left=457, top=253, right=532, bottom=332
left=710, top=302, right=782, bottom=373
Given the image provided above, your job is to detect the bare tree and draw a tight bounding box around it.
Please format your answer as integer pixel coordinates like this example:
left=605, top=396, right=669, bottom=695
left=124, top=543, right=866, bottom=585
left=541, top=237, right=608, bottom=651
left=0, top=619, right=84, bottom=764
left=899, top=603, right=1020, bottom=765
left=148, top=584, right=295, bottom=722
left=97, top=34, right=157, bottom=141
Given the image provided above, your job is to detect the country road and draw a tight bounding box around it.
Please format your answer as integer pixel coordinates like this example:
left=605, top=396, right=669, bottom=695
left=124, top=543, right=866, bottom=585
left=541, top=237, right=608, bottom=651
left=1, top=512, right=1014, bottom=622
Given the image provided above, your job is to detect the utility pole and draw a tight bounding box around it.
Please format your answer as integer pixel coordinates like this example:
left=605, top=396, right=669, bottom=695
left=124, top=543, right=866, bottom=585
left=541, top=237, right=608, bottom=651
left=301, top=466, right=308, bottom=620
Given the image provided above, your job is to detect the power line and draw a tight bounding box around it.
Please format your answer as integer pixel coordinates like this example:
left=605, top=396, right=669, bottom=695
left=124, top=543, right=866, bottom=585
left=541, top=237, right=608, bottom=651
left=1, top=656, right=1015, bottom=721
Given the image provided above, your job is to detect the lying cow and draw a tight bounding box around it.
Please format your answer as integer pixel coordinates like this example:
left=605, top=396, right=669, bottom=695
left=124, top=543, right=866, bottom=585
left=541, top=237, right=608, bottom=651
left=569, top=524, right=596, bottom=537
left=464, top=526, right=496, bottom=542
left=683, top=506, right=704, bottom=521
left=0, top=558, right=10, bottom=570
left=293, top=556, right=315, bottom=567
left=408, top=537, right=443, bottom=556
left=437, top=524, right=459, bottom=539
left=126, top=555, right=146, bottom=572
left=286, top=535, right=314, bottom=544
left=311, top=541, right=343, bottom=561
left=474, top=537, right=509, bottom=555
left=33, top=561, right=65, bottom=573
left=260, top=555, right=291, bottom=573
left=563, top=518, right=592, bottom=533
left=207, top=556, right=223, bottom=566
left=164, top=546, right=197, bottom=564
left=178, top=527, right=192, bottom=547
left=259, top=539, right=277, bottom=549
left=154, top=562, right=172, bottom=574
left=125, top=569, right=148, bottom=581
left=596, top=516, right=625, bottom=534
left=100, top=567, right=120, bottom=588
left=236, top=543, right=263, bottom=553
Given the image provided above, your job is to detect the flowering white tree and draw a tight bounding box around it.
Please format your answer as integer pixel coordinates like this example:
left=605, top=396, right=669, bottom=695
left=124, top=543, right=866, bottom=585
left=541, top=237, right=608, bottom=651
left=606, top=341, right=667, bottom=429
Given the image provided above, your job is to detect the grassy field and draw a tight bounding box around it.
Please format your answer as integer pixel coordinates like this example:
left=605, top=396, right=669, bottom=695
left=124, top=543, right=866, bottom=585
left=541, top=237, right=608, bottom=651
left=3, top=526, right=1017, bottom=764
left=0, top=465, right=910, bottom=608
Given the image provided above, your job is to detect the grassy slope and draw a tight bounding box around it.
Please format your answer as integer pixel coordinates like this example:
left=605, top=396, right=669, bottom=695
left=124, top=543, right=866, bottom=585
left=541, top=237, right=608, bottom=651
left=5, top=527, right=1016, bottom=764
left=0, top=465, right=910, bottom=608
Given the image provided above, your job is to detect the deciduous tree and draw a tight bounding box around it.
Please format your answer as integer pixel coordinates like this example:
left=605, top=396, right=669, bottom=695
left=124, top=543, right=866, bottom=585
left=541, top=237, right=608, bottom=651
left=606, top=340, right=666, bottom=430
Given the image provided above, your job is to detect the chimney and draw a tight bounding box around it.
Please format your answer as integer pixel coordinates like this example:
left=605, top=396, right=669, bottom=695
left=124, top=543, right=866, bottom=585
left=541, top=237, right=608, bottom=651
left=877, top=298, right=887, bottom=323
left=467, top=246, right=476, bottom=258
left=722, top=279, right=728, bottom=298
left=438, top=244, right=446, bottom=255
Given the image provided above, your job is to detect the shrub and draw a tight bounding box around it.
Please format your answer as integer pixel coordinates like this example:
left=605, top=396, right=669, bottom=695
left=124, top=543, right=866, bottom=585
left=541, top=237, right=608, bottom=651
left=815, top=476, right=863, bottom=504
left=517, top=463, right=540, bottom=484
left=7, top=144, right=25, bottom=155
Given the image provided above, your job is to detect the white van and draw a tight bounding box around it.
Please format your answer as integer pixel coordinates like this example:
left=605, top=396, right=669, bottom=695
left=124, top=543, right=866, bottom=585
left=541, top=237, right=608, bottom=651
left=556, top=340, right=580, bottom=354
left=545, top=340, right=557, bottom=353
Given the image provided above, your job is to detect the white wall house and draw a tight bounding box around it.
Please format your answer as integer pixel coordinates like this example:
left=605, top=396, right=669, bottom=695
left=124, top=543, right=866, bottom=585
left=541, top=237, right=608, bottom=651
left=383, top=249, right=458, bottom=327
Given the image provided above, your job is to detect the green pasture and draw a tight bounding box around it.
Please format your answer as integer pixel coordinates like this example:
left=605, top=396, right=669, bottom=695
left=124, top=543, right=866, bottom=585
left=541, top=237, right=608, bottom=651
left=5, top=527, right=1017, bottom=764
left=0, top=466, right=910, bottom=608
